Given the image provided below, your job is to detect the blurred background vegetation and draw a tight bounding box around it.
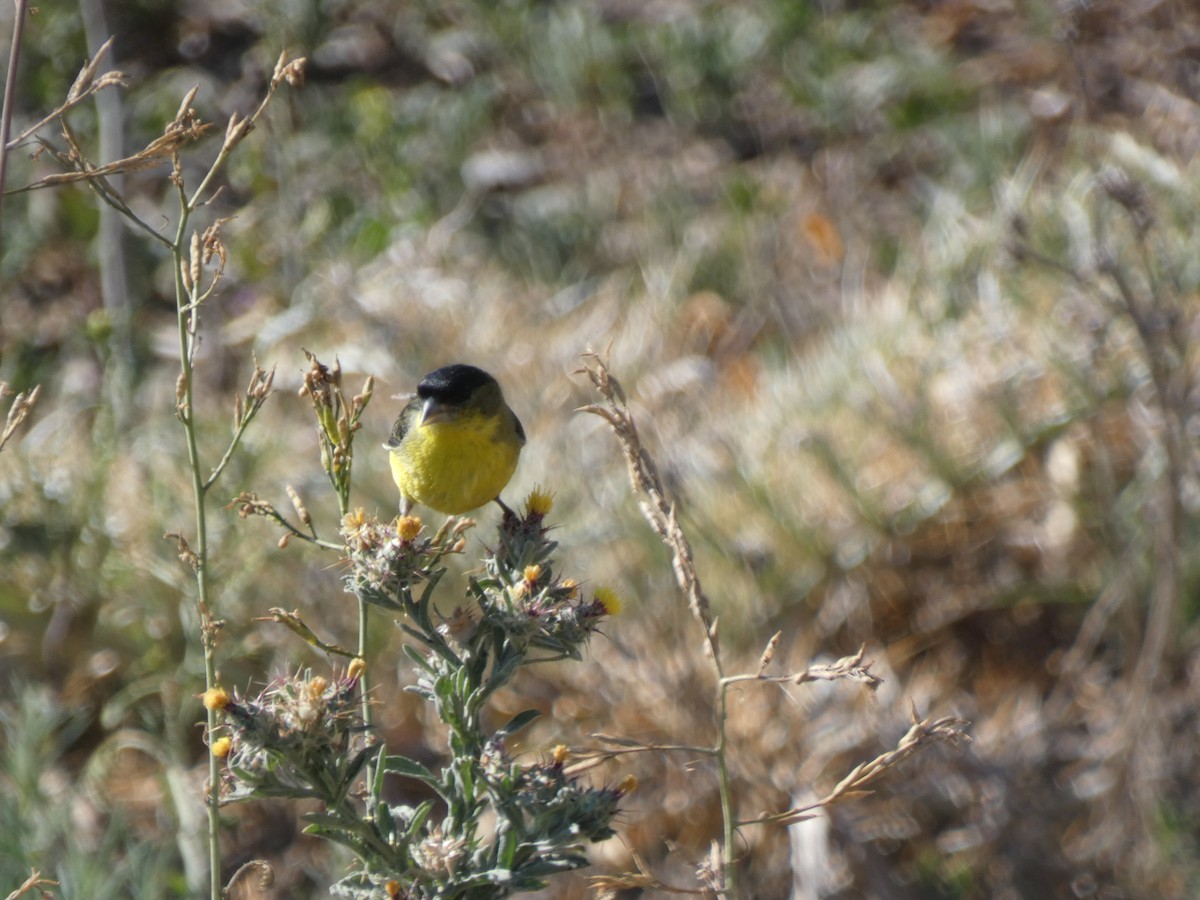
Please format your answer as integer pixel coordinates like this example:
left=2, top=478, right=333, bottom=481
left=2, top=0, right=1200, bottom=896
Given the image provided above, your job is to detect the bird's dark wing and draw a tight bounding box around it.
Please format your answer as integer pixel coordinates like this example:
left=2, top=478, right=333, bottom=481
left=384, top=396, right=422, bottom=449
left=513, top=412, right=526, bottom=445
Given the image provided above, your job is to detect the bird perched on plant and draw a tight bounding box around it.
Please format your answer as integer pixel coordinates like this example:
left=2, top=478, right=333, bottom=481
left=385, top=364, right=525, bottom=516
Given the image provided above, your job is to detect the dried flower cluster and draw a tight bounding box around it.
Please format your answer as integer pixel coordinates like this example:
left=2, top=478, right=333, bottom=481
left=300, top=351, right=373, bottom=509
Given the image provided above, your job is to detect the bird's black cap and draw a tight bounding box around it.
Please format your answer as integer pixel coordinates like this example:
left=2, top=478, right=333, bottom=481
left=417, top=364, right=499, bottom=406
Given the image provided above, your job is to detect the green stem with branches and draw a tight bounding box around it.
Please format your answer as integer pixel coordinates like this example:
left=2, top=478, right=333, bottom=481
left=168, top=165, right=221, bottom=900
left=156, top=55, right=301, bottom=898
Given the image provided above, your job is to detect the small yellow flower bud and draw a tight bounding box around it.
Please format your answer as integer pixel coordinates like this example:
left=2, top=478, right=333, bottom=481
left=526, top=486, right=554, bottom=517
left=551, top=744, right=570, bottom=765
left=619, top=774, right=638, bottom=794
left=202, top=687, right=230, bottom=711
left=594, top=587, right=623, bottom=617
left=397, top=515, right=422, bottom=542
left=211, top=736, right=232, bottom=758
left=347, top=657, right=367, bottom=680
left=385, top=881, right=402, bottom=898
left=559, top=578, right=579, bottom=599
left=523, top=564, right=543, bottom=585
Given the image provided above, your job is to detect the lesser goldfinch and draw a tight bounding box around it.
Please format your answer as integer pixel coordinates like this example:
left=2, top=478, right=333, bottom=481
left=385, top=364, right=525, bottom=516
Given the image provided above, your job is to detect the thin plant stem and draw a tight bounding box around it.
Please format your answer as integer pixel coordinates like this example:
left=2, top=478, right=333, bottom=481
left=0, top=0, right=29, bottom=250
left=716, top=681, right=737, bottom=896
left=163, top=57, right=302, bottom=894
left=358, top=591, right=374, bottom=794
left=343, top=494, right=376, bottom=807
left=169, top=169, right=223, bottom=900
left=577, top=352, right=739, bottom=897
left=80, top=0, right=133, bottom=433
left=337, top=486, right=376, bottom=802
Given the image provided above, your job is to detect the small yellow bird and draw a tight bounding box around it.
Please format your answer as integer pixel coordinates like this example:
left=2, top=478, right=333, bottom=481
left=385, top=364, right=525, bottom=516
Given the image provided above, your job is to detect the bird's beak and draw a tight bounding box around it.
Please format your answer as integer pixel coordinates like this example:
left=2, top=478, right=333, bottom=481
left=419, top=397, right=452, bottom=427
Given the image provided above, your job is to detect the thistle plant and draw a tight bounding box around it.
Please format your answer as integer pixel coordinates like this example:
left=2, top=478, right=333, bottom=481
left=228, top=408, right=626, bottom=896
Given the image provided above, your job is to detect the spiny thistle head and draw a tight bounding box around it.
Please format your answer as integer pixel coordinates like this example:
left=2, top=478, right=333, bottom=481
left=340, top=509, right=468, bottom=612
left=215, top=667, right=366, bottom=802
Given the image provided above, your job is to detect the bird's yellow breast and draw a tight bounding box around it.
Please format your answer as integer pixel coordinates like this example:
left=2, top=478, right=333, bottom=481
left=389, top=410, right=521, bottom=515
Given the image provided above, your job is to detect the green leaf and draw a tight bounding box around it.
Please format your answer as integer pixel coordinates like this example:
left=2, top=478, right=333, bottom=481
left=302, top=822, right=369, bottom=858
left=359, top=589, right=405, bottom=612
left=302, top=811, right=353, bottom=831
left=495, top=708, right=540, bottom=739
left=334, top=744, right=377, bottom=804
left=302, top=813, right=371, bottom=858
left=402, top=642, right=435, bottom=673
left=518, top=854, right=590, bottom=877
left=382, top=755, right=444, bottom=795
left=496, top=823, right=519, bottom=870
left=408, top=799, right=436, bottom=836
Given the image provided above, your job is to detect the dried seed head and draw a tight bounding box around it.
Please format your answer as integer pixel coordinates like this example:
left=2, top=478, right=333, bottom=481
left=189, top=231, right=202, bottom=289
left=439, top=606, right=477, bottom=647
left=224, top=111, right=255, bottom=150
left=166, top=532, right=199, bottom=570
left=250, top=363, right=276, bottom=401
left=287, top=485, right=311, bottom=526
left=272, top=51, right=307, bottom=89
left=354, top=375, right=374, bottom=412
left=175, top=85, right=200, bottom=124
left=758, top=630, right=782, bottom=674
left=200, top=218, right=230, bottom=278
